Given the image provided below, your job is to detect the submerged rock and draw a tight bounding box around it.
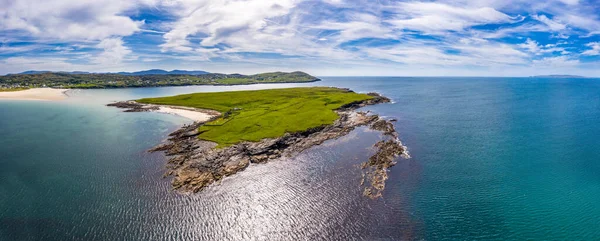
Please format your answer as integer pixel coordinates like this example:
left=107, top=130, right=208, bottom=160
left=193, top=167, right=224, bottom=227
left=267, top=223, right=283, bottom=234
left=107, top=101, right=159, bottom=112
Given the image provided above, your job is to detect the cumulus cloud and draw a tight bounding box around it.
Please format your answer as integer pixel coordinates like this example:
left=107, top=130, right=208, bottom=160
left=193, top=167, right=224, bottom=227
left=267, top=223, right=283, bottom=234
left=160, top=0, right=299, bottom=52
left=519, top=38, right=541, bottom=54
left=582, top=42, right=600, bottom=56
left=518, top=38, right=568, bottom=55
left=0, top=0, right=147, bottom=41
left=91, top=38, right=132, bottom=64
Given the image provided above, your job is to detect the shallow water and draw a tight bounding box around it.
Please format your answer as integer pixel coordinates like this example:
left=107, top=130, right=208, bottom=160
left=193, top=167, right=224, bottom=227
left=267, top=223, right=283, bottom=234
left=1, top=78, right=600, bottom=240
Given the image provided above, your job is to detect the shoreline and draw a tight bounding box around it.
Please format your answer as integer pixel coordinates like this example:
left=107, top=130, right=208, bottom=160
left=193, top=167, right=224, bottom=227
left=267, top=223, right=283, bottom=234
left=107, top=101, right=221, bottom=122
left=108, top=92, right=408, bottom=199
left=0, top=88, right=68, bottom=101
left=29, top=78, right=322, bottom=90
left=0, top=80, right=320, bottom=101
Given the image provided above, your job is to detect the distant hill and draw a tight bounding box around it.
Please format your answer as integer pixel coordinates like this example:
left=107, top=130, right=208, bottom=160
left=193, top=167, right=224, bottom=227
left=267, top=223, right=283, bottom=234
left=531, top=75, right=586, bottom=78
left=19, top=69, right=210, bottom=76
left=20, top=70, right=51, bottom=75
left=1, top=71, right=320, bottom=89
left=21, top=70, right=92, bottom=75
left=117, top=69, right=210, bottom=76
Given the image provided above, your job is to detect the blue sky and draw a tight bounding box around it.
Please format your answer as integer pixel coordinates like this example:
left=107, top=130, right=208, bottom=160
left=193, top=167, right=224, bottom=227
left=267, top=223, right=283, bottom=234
left=2, top=0, right=600, bottom=76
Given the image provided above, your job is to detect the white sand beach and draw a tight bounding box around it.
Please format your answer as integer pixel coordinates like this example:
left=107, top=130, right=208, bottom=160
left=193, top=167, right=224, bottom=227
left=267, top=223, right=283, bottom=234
left=0, top=88, right=68, bottom=101
left=155, top=106, right=219, bottom=122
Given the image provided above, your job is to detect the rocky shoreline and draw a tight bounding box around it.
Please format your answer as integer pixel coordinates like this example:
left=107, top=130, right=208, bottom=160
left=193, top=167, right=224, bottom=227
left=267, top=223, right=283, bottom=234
left=108, top=92, right=409, bottom=199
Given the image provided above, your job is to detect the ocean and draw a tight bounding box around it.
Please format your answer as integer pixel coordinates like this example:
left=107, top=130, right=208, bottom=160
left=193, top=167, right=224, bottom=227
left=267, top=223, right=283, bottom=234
left=1, top=77, right=600, bottom=240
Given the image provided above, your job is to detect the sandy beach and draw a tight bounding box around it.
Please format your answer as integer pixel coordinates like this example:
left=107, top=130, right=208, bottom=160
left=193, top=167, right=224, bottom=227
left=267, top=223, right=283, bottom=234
left=0, top=88, right=68, bottom=101
left=106, top=100, right=221, bottom=122
left=155, top=106, right=218, bottom=122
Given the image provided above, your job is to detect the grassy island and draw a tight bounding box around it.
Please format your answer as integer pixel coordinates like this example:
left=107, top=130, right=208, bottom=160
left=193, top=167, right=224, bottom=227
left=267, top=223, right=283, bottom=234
left=137, top=87, right=373, bottom=146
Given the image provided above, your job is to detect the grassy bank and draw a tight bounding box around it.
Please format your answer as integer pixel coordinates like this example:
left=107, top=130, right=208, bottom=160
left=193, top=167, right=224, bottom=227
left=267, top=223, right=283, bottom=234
left=138, top=87, right=373, bottom=146
left=0, top=87, right=29, bottom=92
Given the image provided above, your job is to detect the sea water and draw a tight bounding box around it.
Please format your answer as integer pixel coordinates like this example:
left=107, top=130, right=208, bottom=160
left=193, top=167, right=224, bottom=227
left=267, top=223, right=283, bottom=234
left=1, top=78, right=600, bottom=240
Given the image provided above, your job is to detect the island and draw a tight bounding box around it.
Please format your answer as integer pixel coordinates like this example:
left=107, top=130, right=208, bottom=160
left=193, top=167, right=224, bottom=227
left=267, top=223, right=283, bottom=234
left=0, top=71, right=319, bottom=89
left=108, top=87, right=408, bottom=199
left=530, top=75, right=586, bottom=78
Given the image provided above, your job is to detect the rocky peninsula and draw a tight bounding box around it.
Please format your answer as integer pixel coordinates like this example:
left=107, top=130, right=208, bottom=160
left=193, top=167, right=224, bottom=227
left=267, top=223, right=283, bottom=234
left=108, top=88, right=408, bottom=199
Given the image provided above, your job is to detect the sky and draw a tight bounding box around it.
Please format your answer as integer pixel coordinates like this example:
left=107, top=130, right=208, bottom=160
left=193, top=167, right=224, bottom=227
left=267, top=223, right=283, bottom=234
left=2, top=0, right=600, bottom=76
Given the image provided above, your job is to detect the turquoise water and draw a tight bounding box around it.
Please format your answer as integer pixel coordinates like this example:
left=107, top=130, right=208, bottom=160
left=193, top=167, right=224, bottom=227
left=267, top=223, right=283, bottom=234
left=1, top=78, right=600, bottom=240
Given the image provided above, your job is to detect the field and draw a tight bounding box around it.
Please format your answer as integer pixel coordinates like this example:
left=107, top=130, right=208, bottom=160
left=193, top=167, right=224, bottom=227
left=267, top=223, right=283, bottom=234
left=0, top=87, right=28, bottom=92
left=137, top=87, right=373, bottom=146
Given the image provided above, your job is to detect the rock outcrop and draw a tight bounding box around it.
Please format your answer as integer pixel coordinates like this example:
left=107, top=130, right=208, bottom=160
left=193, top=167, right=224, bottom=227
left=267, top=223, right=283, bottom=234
left=107, top=101, right=159, bottom=112
left=109, top=91, right=409, bottom=199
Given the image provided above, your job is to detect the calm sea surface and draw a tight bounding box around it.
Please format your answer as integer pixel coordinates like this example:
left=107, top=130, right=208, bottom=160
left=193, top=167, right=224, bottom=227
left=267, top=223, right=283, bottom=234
left=1, top=77, right=600, bottom=240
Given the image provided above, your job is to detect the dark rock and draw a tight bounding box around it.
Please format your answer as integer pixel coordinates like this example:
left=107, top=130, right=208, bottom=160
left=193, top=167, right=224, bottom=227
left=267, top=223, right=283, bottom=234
left=371, top=119, right=398, bottom=138
left=107, top=101, right=159, bottom=112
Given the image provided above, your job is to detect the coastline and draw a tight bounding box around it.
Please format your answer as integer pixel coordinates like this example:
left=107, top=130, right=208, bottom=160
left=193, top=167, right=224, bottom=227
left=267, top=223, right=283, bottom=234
left=87, top=79, right=321, bottom=89
left=107, top=101, right=221, bottom=122
left=7, top=78, right=322, bottom=90
left=0, top=79, right=319, bottom=101
left=0, top=88, right=68, bottom=101
left=109, top=91, right=408, bottom=199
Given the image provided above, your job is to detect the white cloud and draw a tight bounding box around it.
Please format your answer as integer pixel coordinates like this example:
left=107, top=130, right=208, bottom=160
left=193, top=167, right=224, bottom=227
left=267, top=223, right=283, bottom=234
left=532, top=56, right=579, bottom=67
left=553, top=13, right=600, bottom=33
left=91, top=38, right=132, bottom=64
left=533, top=15, right=566, bottom=31
left=387, top=2, right=516, bottom=33
left=551, top=33, right=570, bottom=39
left=313, top=13, right=393, bottom=44
left=470, top=23, right=550, bottom=39
left=0, top=44, right=40, bottom=54
left=518, top=38, right=568, bottom=55
left=322, top=0, right=344, bottom=5
left=141, top=58, right=161, bottom=62
left=362, top=37, right=528, bottom=67
left=364, top=46, right=466, bottom=66
left=452, top=38, right=528, bottom=65
left=2, top=0, right=600, bottom=76
left=157, top=0, right=531, bottom=67
left=519, top=38, right=541, bottom=54
left=582, top=42, right=600, bottom=56
left=558, top=0, right=579, bottom=5
left=0, top=57, right=79, bottom=73
left=0, top=0, right=148, bottom=41
left=160, top=0, right=299, bottom=52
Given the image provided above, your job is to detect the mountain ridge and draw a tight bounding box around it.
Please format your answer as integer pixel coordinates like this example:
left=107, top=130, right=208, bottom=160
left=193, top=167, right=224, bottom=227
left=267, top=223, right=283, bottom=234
left=16, top=69, right=210, bottom=76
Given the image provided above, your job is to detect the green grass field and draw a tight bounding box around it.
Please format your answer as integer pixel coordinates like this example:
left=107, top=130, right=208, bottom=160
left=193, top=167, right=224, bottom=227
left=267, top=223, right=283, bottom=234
left=0, top=87, right=29, bottom=92
left=137, top=87, right=373, bottom=146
